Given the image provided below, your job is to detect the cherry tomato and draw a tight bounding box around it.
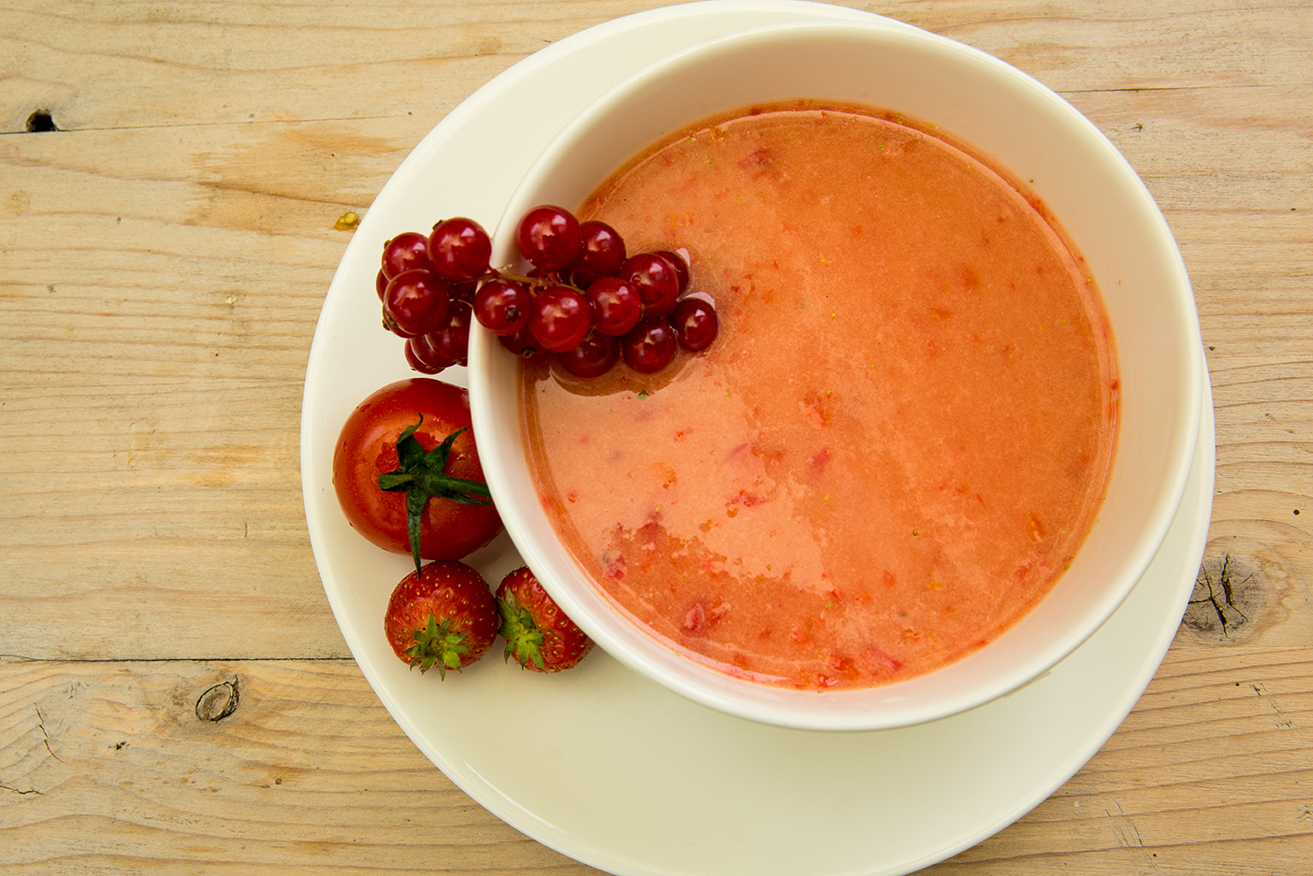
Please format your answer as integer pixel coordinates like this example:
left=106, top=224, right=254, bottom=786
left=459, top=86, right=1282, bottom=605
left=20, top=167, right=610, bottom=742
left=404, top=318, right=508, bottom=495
left=332, top=378, right=502, bottom=561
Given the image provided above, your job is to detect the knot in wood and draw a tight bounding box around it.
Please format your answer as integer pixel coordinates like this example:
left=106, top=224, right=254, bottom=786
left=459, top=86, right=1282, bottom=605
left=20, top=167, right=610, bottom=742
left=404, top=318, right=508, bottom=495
left=26, top=109, right=59, bottom=132
left=1182, top=535, right=1296, bottom=645
left=195, top=678, right=240, bottom=722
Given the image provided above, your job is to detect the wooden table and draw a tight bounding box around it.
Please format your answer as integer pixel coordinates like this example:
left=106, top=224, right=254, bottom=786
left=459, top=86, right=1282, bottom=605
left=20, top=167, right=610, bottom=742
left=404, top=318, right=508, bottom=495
left=2, top=1, right=1309, bottom=873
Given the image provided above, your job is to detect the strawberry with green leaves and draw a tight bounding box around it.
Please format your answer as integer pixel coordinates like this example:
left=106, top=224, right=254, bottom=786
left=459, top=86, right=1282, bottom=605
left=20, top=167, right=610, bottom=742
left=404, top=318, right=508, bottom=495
left=384, top=560, right=498, bottom=677
left=497, top=566, right=595, bottom=672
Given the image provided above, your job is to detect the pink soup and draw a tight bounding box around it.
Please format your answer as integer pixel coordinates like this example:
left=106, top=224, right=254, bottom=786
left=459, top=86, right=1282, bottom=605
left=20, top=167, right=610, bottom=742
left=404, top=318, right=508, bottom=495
left=520, top=101, right=1118, bottom=691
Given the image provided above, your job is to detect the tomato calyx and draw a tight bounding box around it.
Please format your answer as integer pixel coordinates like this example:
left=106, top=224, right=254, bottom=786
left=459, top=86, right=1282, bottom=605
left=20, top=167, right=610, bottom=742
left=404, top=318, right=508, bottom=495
left=376, top=416, right=493, bottom=574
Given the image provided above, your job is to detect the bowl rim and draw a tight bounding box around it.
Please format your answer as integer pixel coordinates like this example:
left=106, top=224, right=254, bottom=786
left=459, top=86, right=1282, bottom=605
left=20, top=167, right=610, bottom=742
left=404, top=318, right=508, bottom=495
left=469, top=17, right=1204, bottom=731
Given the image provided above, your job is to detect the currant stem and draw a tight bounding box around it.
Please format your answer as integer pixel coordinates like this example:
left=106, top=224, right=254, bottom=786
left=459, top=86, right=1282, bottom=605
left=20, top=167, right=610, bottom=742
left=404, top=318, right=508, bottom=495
left=485, top=268, right=585, bottom=296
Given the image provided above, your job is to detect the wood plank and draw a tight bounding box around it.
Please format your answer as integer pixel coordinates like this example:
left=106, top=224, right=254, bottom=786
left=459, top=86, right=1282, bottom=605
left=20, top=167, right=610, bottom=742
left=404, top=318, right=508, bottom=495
left=3, top=647, right=1312, bottom=874
left=0, top=658, right=602, bottom=875
left=0, top=0, right=618, bottom=133
left=1, top=115, right=377, bottom=661
left=4, top=1, right=1308, bottom=135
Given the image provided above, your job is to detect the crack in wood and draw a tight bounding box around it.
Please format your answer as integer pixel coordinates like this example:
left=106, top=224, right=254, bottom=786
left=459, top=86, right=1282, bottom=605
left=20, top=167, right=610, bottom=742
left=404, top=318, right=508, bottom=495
left=1067, top=82, right=1266, bottom=94
left=0, top=783, right=43, bottom=796
left=0, top=654, right=356, bottom=664
left=1105, top=799, right=1161, bottom=872
left=34, top=705, right=63, bottom=763
left=1194, top=553, right=1250, bottom=635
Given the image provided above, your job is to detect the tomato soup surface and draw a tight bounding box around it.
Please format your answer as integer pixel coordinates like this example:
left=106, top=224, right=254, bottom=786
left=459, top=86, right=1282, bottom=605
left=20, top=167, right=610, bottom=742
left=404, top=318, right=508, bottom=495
left=520, top=101, right=1118, bottom=690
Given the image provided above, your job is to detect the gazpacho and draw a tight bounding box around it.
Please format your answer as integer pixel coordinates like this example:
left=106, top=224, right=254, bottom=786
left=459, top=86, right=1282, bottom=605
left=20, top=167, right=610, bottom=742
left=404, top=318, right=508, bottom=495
left=520, top=101, right=1119, bottom=690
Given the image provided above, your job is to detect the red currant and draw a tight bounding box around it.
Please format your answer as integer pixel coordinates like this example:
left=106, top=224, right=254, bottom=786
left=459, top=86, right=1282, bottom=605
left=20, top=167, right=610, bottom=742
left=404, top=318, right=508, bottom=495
left=517, top=205, right=581, bottom=271
left=500, top=325, right=543, bottom=359
left=622, top=252, right=681, bottom=317
left=670, top=297, right=719, bottom=352
left=654, top=249, right=690, bottom=294
left=383, top=269, right=450, bottom=337
left=428, top=299, right=472, bottom=364
left=381, top=231, right=432, bottom=279
left=428, top=217, right=492, bottom=282
left=405, top=333, right=456, bottom=374
left=558, top=331, right=620, bottom=378
left=473, top=277, right=532, bottom=336
left=585, top=276, right=643, bottom=337
left=570, top=220, right=627, bottom=284
left=529, top=285, right=592, bottom=353
left=622, top=318, right=677, bottom=373
left=448, top=280, right=479, bottom=303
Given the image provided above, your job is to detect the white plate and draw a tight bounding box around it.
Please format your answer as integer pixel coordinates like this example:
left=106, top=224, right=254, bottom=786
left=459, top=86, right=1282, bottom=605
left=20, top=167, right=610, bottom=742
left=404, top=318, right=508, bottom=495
left=300, top=3, right=1216, bottom=875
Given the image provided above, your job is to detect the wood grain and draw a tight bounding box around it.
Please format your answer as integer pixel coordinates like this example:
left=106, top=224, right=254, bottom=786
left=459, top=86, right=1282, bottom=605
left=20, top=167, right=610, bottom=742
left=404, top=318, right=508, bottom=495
left=1, top=0, right=1310, bottom=873
left=0, top=658, right=585, bottom=875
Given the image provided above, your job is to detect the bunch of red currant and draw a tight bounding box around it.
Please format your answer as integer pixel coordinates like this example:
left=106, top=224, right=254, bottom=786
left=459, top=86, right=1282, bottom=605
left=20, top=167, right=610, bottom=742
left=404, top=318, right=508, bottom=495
left=374, top=205, right=718, bottom=378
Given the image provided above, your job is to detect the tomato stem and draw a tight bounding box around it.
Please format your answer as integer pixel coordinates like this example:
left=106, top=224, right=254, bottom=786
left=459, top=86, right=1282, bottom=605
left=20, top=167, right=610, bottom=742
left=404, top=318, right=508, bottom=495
left=378, top=418, right=493, bottom=575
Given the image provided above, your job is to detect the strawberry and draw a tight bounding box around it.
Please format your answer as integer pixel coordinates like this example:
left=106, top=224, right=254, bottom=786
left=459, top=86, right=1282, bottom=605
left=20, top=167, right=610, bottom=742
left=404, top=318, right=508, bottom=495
left=496, top=566, right=595, bottom=672
left=383, top=560, right=498, bottom=677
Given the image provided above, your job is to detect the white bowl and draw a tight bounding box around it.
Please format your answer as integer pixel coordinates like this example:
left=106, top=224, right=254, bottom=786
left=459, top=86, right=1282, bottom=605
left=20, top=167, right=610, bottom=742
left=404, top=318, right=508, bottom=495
left=468, top=19, right=1203, bottom=731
